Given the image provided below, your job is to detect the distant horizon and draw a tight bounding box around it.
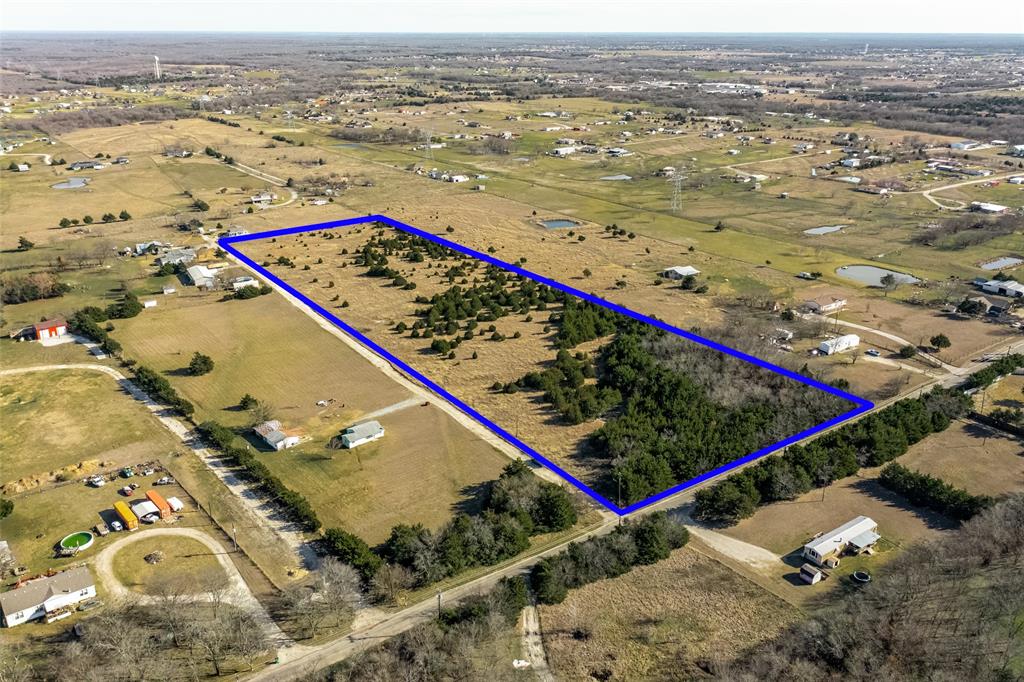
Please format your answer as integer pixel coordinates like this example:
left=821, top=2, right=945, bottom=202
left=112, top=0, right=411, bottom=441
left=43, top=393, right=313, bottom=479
left=3, top=0, right=1022, bottom=35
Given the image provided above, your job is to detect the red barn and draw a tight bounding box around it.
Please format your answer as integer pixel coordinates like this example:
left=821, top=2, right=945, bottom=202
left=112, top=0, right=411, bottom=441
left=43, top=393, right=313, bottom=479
left=33, top=319, right=67, bottom=340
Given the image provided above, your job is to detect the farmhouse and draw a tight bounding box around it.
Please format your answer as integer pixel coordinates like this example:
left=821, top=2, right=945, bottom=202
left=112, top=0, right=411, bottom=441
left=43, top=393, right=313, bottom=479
left=803, top=297, right=847, bottom=315
left=819, top=334, right=860, bottom=355
left=802, top=516, right=880, bottom=567
left=251, top=191, right=276, bottom=205
left=157, top=247, right=197, bottom=266
left=13, top=163, right=29, bottom=172
left=33, top=319, right=67, bottom=341
left=231, top=276, right=260, bottom=291
left=551, top=146, right=577, bottom=157
left=68, top=160, right=101, bottom=171
left=254, top=420, right=300, bottom=450
left=340, top=420, right=385, bottom=449
left=0, top=567, right=96, bottom=627
left=661, top=265, right=701, bottom=280
left=980, top=279, right=1024, bottom=298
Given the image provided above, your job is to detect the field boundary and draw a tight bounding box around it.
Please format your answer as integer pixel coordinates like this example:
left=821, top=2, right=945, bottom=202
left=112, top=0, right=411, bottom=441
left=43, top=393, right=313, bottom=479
left=219, top=214, right=873, bottom=515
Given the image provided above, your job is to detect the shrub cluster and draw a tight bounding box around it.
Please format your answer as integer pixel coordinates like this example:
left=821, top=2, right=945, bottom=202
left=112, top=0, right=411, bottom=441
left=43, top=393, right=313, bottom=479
left=196, top=421, right=320, bottom=531
left=879, top=463, right=995, bottom=521
left=68, top=306, right=122, bottom=355
left=1, top=272, right=69, bottom=304
left=694, top=387, right=972, bottom=524
left=531, top=512, right=689, bottom=604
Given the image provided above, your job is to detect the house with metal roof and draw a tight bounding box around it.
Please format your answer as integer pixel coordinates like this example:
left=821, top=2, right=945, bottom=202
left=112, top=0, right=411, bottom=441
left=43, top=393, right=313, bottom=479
left=340, top=420, right=385, bottom=449
left=1, top=566, right=96, bottom=627
left=803, top=516, right=880, bottom=567
left=661, top=265, right=701, bottom=280
left=254, top=420, right=299, bottom=451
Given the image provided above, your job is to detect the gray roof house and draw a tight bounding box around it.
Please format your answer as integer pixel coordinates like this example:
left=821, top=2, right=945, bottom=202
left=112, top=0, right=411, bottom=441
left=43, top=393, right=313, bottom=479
left=1, top=566, right=96, bottom=627
left=341, top=420, right=385, bottom=449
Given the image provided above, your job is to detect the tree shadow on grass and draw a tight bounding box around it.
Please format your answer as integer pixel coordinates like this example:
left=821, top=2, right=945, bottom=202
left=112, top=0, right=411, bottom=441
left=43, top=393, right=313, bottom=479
left=850, top=478, right=958, bottom=532
left=451, top=481, right=491, bottom=517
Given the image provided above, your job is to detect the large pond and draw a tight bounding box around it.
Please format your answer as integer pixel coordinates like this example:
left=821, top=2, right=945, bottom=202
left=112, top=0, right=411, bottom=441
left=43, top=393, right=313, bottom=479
left=836, top=264, right=920, bottom=287
left=52, top=177, right=90, bottom=189
left=540, top=219, right=578, bottom=229
left=980, top=256, right=1024, bottom=271
left=804, top=224, right=847, bottom=235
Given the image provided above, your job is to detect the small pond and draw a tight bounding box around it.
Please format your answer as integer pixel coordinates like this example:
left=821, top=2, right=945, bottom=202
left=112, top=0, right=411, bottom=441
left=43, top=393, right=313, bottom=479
left=600, top=174, right=633, bottom=181
left=52, top=177, right=90, bottom=190
left=541, top=219, right=578, bottom=229
left=836, top=265, right=920, bottom=287
left=804, top=224, right=847, bottom=235
left=980, top=256, right=1024, bottom=271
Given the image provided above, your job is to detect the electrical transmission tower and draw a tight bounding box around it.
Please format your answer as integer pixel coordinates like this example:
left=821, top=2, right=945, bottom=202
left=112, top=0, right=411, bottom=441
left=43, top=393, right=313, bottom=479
left=670, top=174, right=683, bottom=213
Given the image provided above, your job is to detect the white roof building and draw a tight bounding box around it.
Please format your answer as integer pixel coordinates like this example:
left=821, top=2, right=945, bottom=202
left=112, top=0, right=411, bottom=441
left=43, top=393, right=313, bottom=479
left=131, top=500, right=160, bottom=521
left=661, top=266, right=701, bottom=280
left=803, top=516, right=879, bottom=566
left=341, top=420, right=385, bottom=449
left=819, top=334, right=860, bottom=355
left=970, top=202, right=1009, bottom=214
left=980, top=279, right=1024, bottom=298
left=0, top=567, right=96, bottom=627
left=185, top=265, right=218, bottom=289
left=551, top=146, right=577, bottom=157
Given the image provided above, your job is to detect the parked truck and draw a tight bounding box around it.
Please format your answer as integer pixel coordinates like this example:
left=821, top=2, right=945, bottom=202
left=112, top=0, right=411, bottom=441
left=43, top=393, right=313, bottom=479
left=113, top=500, right=139, bottom=530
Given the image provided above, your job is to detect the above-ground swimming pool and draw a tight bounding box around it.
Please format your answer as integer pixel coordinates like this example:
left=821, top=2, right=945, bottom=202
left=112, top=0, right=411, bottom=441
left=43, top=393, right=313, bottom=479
left=59, top=531, right=95, bottom=552
left=836, top=265, right=920, bottom=287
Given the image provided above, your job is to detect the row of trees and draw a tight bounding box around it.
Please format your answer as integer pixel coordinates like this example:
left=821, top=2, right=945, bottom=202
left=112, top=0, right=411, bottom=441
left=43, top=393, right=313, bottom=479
left=531, top=512, right=689, bottom=605
left=963, top=353, right=1024, bottom=390
left=694, top=387, right=972, bottom=524
left=196, top=421, right=321, bottom=531
left=323, top=461, right=578, bottom=593
left=879, top=463, right=995, bottom=521
left=59, top=210, right=131, bottom=228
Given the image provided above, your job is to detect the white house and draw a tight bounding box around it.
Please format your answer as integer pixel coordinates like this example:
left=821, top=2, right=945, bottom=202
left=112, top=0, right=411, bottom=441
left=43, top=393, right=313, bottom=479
left=13, top=163, right=29, bottom=172
left=661, top=266, right=701, bottom=280
left=980, top=279, right=1024, bottom=298
left=0, top=566, right=96, bottom=627
left=231, top=276, right=260, bottom=291
left=551, top=147, right=576, bottom=157
left=803, top=516, right=880, bottom=567
left=340, top=420, right=385, bottom=449
left=841, top=158, right=862, bottom=168
left=803, top=297, right=847, bottom=315
left=447, top=174, right=469, bottom=183
left=254, top=420, right=300, bottom=450
left=1008, top=177, right=1024, bottom=185
left=250, top=191, right=276, bottom=205
left=819, top=334, right=860, bottom=355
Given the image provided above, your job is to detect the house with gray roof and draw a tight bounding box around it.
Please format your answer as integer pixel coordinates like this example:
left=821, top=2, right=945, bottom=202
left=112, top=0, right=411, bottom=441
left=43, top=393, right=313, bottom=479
left=1, top=566, right=96, bottom=627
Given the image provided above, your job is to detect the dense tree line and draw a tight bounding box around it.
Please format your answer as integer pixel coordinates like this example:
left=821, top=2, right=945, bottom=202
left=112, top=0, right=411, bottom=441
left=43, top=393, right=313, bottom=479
left=694, top=387, right=972, bottom=524
left=879, top=463, right=995, bottom=521
left=1, top=272, right=69, bottom=304
left=963, top=353, right=1024, bottom=390
left=197, top=421, right=321, bottom=531
left=67, top=306, right=123, bottom=356
left=133, top=366, right=196, bottom=418
left=324, top=461, right=577, bottom=589
left=591, top=324, right=855, bottom=504
left=531, top=512, right=689, bottom=604
left=715, top=495, right=1024, bottom=681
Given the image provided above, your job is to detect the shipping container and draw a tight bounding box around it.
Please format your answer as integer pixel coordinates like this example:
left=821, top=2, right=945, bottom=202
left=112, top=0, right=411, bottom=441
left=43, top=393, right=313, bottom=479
left=145, top=490, right=172, bottom=520
left=113, top=500, right=139, bottom=530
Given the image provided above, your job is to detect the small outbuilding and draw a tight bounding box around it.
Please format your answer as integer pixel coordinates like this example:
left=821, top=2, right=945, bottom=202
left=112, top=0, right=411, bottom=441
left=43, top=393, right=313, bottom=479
left=33, top=319, right=67, bottom=341
left=661, top=266, right=701, bottom=280
left=254, top=420, right=300, bottom=450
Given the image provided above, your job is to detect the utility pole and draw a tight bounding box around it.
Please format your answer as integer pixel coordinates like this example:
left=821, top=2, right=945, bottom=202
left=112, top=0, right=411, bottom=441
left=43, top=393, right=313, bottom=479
left=436, top=591, right=442, bottom=617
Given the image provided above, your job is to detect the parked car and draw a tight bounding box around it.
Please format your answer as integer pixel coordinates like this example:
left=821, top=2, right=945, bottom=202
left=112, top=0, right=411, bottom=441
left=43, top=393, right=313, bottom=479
left=119, top=486, right=134, bottom=496
left=87, top=475, right=106, bottom=488
left=110, top=521, right=124, bottom=532
left=154, top=476, right=175, bottom=485
left=865, top=349, right=881, bottom=357
left=142, top=468, right=155, bottom=477
left=120, top=467, right=134, bottom=478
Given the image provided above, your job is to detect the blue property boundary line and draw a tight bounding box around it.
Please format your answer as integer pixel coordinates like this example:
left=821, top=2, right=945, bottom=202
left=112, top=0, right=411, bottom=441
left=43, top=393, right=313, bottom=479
left=219, top=214, right=874, bottom=516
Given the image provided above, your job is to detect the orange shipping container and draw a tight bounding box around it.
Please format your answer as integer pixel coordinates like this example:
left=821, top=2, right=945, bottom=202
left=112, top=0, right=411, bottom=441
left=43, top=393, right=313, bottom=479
left=145, top=490, right=172, bottom=519
left=113, top=500, right=139, bottom=530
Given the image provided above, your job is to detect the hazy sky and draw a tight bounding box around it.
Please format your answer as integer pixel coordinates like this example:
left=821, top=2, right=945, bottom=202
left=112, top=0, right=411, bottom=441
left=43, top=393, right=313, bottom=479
left=3, top=0, right=1023, bottom=33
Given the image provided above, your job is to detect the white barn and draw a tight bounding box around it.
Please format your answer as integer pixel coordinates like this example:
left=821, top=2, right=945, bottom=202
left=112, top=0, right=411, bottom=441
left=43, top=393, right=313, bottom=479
left=803, top=516, right=879, bottom=567
left=254, top=420, right=300, bottom=451
left=0, top=566, right=96, bottom=627
left=341, top=420, right=385, bottom=449
left=661, top=266, right=701, bottom=280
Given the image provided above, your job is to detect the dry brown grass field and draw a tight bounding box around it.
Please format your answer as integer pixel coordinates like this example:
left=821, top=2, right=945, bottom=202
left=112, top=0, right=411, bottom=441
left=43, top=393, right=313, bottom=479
left=898, top=420, right=1024, bottom=497
left=539, top=546, right=797, bottom=680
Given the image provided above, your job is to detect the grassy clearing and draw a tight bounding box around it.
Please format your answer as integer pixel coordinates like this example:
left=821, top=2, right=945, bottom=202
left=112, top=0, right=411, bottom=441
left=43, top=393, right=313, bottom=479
left=110, top=534, right=229, bottom=595
left=0, top=369, right=183, bottom=489
left=899, top=420, right=1024, bottom=497
left=540, top=547, right=797, bottom=680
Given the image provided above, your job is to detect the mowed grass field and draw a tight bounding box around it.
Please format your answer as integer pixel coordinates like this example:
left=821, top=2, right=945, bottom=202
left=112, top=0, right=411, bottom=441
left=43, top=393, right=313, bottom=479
left=540, top=547, right=797, bottom=680
left=111, top=287, right=511, bottom=542
left=111, top=534, right=229, bottom=595
left=0, top=369, right=182, bottom=489
left=899, top=420, right=1024, bottom=497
